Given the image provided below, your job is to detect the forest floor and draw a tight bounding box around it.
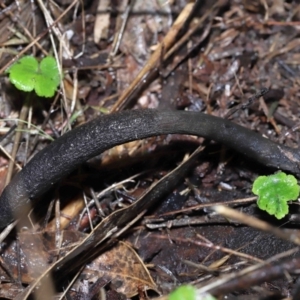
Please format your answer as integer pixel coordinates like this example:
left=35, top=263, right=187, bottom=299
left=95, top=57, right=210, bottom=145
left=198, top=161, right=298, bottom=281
left=1, top=0, right=300, bottom=299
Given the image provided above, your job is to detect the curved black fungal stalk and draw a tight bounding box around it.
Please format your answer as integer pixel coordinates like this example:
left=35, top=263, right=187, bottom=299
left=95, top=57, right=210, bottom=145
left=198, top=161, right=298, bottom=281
left=0, top=109, right=299, bottom=228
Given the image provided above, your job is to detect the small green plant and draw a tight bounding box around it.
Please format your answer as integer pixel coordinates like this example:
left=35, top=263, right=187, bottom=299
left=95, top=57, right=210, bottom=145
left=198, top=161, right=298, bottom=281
left=168, top=285, right=216, bottom=300
left=6, top=55, right=61, bottom=97
left=252, top=172, right=300, bottom=219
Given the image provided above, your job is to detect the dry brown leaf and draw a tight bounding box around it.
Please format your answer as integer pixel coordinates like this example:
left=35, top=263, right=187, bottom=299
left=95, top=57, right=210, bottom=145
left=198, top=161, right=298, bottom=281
left=86, top=241, right=158, bottom=297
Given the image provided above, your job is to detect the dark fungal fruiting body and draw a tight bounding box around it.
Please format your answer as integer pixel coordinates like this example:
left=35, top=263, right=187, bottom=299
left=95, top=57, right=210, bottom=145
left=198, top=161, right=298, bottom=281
left=0, top=109, right=299, bottom=228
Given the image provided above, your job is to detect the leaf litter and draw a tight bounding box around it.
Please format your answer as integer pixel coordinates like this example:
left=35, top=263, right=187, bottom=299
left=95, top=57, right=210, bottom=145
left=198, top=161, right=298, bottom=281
left=1, top=0, right=300, bottom=299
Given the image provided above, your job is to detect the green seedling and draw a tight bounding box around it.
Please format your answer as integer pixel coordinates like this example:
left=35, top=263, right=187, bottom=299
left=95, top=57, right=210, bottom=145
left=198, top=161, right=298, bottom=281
left=168, top=285, right=216, bottom=300
left=6, top=55, right=61, bottom=97
left=252, top=172, right=300, bottom=219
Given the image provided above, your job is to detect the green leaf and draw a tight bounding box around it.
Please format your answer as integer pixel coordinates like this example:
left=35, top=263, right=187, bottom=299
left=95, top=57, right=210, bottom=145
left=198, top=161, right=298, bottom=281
left=8, top=56, right=37, bottom=92
left=6, top=56, right=61, bottom=98
left=252, top=172, right=300, bottom=219
left=169, top=285, right=196, bottom=300
left=168, top=285, right=216, bottom=300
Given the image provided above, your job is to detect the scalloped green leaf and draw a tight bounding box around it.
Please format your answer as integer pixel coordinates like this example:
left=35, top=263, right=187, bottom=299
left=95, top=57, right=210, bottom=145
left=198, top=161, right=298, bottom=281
left=6, top=56, right=61, bottom=98
left=252, top=172, right=300, bottom=219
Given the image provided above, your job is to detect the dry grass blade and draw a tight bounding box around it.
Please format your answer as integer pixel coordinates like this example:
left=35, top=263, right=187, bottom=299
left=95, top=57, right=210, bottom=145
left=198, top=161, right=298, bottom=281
left=110, top=2, right=194, bottom=112
left=213, top=205, right=300, bottom=245
left=196, top=247, right=300, bottom=296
